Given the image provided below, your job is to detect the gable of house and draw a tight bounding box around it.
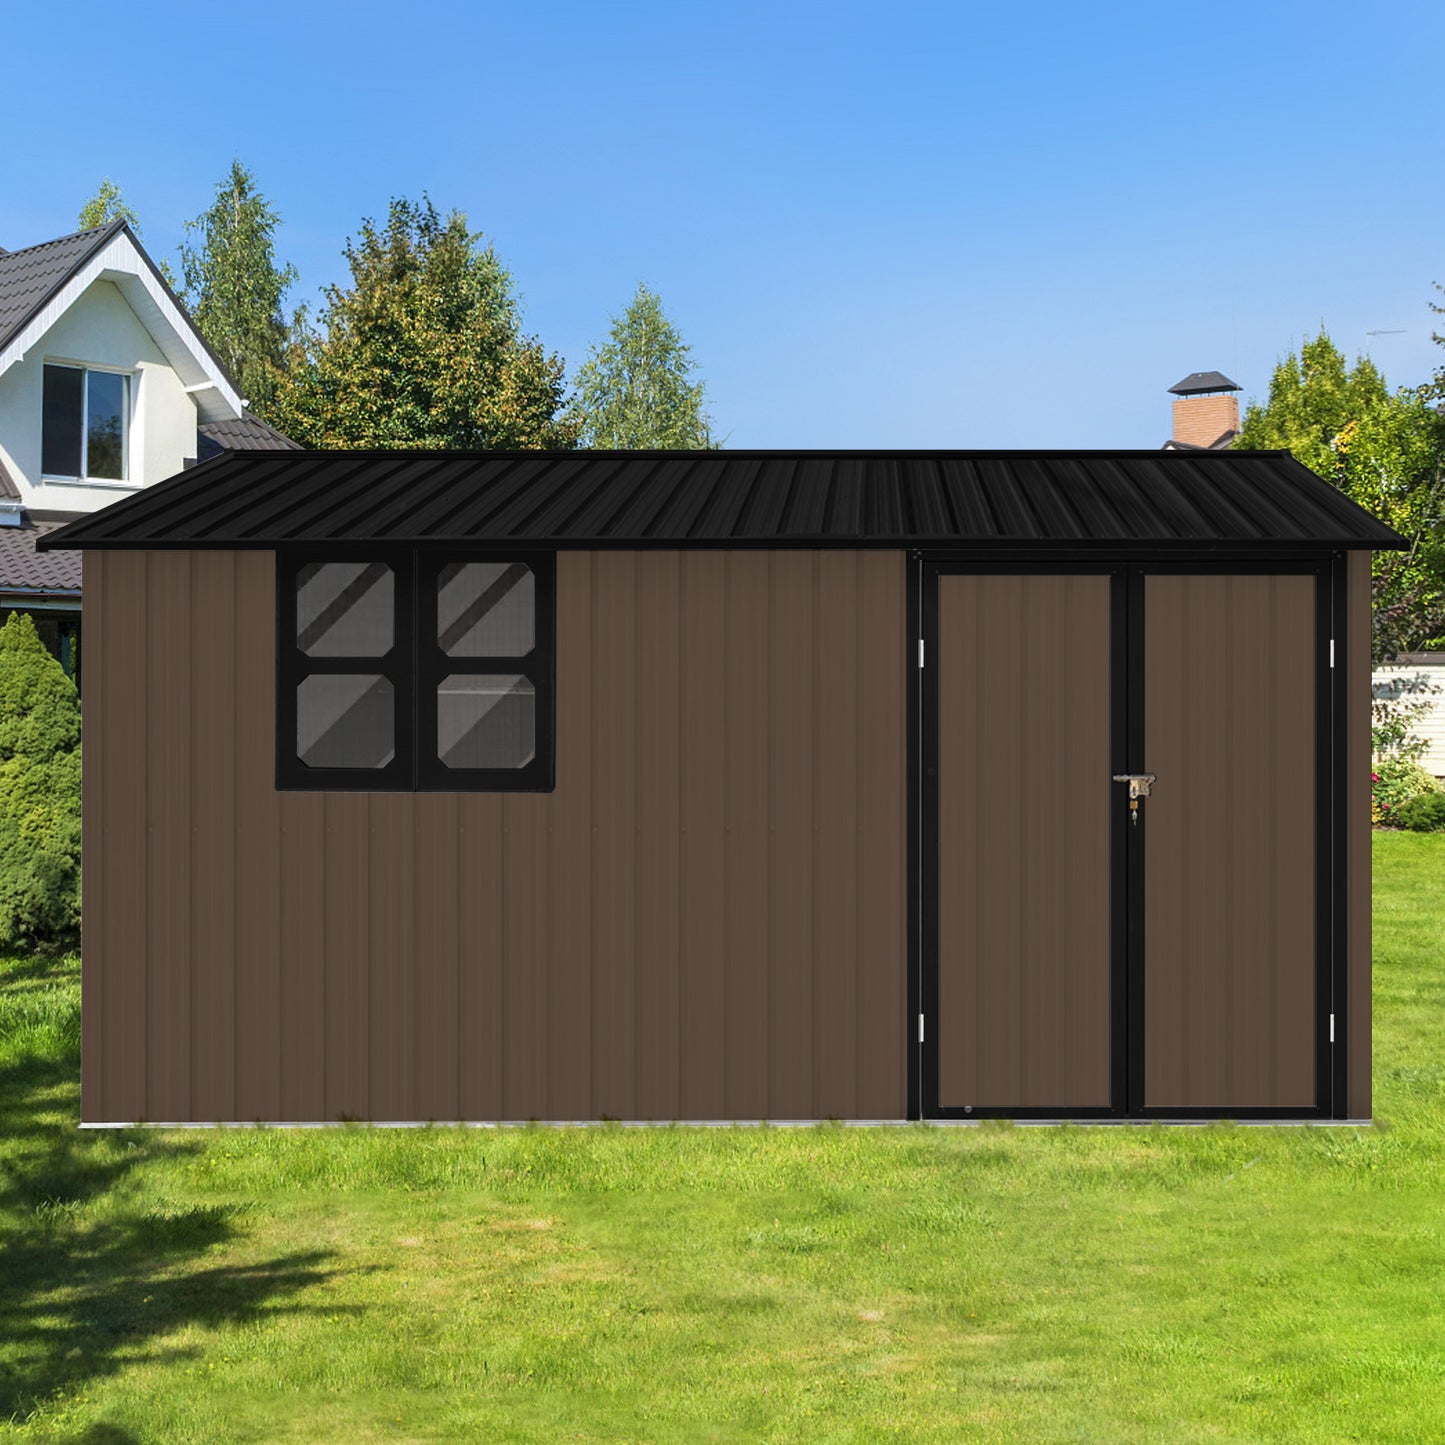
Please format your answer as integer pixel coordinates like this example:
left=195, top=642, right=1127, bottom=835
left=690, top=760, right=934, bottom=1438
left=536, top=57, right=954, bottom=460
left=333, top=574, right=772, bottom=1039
left=0, top=217, right=298, bottom=665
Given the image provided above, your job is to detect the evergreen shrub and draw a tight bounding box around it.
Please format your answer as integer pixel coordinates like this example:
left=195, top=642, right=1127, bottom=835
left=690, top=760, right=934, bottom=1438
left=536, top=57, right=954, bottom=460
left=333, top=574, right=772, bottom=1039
left=0, top=614, right=81, bottom=947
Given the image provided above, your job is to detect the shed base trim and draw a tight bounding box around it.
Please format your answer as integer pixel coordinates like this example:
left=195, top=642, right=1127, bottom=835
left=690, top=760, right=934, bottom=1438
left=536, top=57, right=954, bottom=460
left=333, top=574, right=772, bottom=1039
left=77, top=1117, right=1376, bottom=1130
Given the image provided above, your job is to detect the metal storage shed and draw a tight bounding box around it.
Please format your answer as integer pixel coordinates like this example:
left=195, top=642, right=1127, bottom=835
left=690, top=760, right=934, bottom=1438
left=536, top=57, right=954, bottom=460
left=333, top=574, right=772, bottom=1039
left=40, top=448, right=1405, bottom=1125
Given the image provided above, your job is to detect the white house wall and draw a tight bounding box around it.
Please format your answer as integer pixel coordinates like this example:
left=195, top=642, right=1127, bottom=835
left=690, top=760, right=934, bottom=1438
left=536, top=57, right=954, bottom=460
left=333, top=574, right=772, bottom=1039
left=1373, top=655, right=1445, bottom=776
left=0, top=280, right=197, bottom=510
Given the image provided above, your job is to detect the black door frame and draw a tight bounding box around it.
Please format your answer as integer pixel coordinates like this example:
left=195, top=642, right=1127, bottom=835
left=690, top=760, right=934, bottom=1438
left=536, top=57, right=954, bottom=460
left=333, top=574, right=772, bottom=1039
left=909, top=550, right=1349, bottom=1121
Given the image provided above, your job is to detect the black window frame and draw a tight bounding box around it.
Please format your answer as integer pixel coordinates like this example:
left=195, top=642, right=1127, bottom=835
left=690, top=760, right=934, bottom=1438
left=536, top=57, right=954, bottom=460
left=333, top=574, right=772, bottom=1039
left=276, top=547, right=555, bottom=792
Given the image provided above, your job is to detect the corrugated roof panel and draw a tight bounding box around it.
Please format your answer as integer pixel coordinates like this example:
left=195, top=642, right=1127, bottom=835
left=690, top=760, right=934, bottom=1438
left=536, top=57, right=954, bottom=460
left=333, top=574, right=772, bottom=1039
left=37, top=449, right=1409, bottom=552
left=437, top=455, right=568, bottom=537
left=738, top=457, right=794, bottom=538
left=686, top=456, right=764, bottom=539
left=515, top=456, right=620, bottom=538
left=863, top=460, right=906, bottom=537
left=647, top=456, right=729, bottom=538
left=778, top=457, right=833, bottom=537
left=1187, top=455, right=1307, bottom=540
left=612, top=456, right=696, bottom=538
left=983, top=456, right=1043, bottom=536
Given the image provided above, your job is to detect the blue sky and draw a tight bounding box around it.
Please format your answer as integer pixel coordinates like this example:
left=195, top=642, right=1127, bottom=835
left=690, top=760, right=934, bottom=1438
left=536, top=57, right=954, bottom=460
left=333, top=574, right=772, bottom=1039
left=4, top=0, right=1441, bottom=447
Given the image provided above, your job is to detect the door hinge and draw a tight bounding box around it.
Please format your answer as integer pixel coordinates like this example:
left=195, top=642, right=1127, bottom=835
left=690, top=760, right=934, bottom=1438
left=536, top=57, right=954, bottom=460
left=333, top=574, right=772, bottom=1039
left=918, top=638, right=925, bottom=668
left=1329, top=639, right=1335, bottom=668
left=1330, top=1013, right=1335, bottom=1043
left=918, top=1013, right=925, bottom=1044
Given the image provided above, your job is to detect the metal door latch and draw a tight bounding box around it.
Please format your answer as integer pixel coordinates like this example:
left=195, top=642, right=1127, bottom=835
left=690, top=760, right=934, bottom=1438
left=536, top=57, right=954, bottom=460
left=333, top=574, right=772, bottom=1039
left=1112, top=773, right=1157, bottom=826
left=1112, top=773, right=1157, bottom=799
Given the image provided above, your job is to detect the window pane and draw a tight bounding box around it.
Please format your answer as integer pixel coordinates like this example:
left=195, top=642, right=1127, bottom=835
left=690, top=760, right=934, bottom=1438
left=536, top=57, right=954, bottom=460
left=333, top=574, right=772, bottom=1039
left=298, top=674, right=394, bottom=769
left=297, top=562, right=393, bottom=656
left=438, top=673, right=535, bottom=769
left=85, top=371, right=127, bottom=480
left=41, top=365, right=83, bottom=477
left=438, top=562, right=534, bottom=656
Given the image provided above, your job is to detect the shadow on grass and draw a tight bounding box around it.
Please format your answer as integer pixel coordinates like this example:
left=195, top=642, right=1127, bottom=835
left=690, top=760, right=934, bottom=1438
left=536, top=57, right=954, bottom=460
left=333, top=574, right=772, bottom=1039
left=0, top=977, right=342, bottom=1427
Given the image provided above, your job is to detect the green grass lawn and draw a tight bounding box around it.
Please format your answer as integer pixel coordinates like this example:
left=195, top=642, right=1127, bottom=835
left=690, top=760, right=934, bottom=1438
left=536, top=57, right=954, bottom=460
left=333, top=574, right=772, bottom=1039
left=2, top=834, right=1443, bottom=1443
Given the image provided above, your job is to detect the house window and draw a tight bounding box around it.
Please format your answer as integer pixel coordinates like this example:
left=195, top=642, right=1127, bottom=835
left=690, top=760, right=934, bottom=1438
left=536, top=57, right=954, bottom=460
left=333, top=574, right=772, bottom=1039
left=276, top=550, right=555, bottom=791
left=42, top=364, right=130, bottom=481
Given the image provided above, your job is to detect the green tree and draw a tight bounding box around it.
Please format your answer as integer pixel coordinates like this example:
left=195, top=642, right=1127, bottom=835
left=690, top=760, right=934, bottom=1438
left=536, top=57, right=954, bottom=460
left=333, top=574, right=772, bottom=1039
left=273, top=198, right=575, bottom=450
left=0, top=615, right=81, bottom=948
left=77, top=178, right=139, bottom=233
left=572, top=284, right=716, bottom=448
left=1236, top=330, right=1445, bottom=656
left=177, top=160, right=298, bottom=420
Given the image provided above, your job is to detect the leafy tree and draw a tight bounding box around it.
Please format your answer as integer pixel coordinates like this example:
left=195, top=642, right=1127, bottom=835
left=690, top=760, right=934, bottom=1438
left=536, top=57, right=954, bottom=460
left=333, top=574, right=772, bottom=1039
left=572, top=284, right=716, bottom=448
left=273, top=198, right=575, bottom=450
left=0, top=615, right=81, bottom=948
left=77, top=178, right=139, bottom=233
left=177, top=160, right=298, bottom=420
left=1235, top=330, right=1445, bottom=657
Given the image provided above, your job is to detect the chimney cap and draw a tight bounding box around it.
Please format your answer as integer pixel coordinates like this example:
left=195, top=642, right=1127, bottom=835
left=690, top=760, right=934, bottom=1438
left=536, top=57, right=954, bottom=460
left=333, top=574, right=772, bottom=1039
left=1169, top=370, right=1240, bottom=396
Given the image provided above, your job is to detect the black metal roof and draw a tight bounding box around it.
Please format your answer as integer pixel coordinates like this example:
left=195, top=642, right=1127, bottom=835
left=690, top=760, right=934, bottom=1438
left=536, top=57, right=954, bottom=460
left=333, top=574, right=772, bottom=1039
left=1169, top=371, right=1240, bottom=396
left=36, top=449, right=1407, bottom=553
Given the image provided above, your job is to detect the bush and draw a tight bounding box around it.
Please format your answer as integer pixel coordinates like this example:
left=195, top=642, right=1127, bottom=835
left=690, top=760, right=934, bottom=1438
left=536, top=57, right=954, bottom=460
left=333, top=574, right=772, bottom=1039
left=1392, top=791, right=1445, bottom=832
left=0, top=614, right=81, bottom=947
left=1372, top=754, right=1442, bottom=828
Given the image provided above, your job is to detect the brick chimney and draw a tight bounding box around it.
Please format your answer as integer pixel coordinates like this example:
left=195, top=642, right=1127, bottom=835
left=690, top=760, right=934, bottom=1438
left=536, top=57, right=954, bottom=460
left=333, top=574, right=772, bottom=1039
left=1167, top=371, right=1241, bottom=449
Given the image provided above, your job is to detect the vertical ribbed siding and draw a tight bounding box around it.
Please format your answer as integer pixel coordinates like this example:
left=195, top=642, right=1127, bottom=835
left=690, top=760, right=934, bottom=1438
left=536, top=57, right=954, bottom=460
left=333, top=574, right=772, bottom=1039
left=83, top=548, right=907, bottom=1122
left=935, top=573, right=1113, bottom=1110
left=1143, top=574, right=1316, bottom=1108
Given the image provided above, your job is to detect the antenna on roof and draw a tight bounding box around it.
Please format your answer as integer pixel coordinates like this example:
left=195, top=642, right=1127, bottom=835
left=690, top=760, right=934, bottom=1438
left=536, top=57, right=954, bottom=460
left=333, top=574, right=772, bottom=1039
left=1363, top=329, right=1406, bottom=361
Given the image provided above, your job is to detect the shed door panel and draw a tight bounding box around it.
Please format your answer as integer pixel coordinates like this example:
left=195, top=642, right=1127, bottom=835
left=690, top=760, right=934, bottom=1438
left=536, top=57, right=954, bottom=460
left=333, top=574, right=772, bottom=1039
left=936, top=574, right=1113, bottom=1110
left=1143, top=574, right=1317, bottom=1109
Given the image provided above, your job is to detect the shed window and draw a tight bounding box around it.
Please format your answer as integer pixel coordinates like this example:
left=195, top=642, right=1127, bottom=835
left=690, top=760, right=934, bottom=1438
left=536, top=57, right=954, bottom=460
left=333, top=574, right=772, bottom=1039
left=277, top=550, right=554, bottom=792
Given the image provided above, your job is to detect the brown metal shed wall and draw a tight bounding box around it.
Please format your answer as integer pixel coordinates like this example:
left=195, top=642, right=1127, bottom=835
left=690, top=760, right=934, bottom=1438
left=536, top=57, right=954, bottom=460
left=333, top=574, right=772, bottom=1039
left=1348, top=550, right=1372, bottom=1119
left=81, top=548, right=907, bottom=1123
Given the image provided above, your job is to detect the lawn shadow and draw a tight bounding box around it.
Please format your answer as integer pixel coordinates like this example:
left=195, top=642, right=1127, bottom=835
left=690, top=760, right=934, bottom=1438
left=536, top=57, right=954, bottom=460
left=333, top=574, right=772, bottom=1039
left=0, top=982, right=344, bottom=1427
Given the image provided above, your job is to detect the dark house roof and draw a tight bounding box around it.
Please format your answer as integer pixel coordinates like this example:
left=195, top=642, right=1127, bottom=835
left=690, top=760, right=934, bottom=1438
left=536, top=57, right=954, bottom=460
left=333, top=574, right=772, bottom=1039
left=0, top=516, right=82, bottom=595
left=1169, top=371, right=1240, bottom=396
left=0, top=221, right=125, bottom=354
left=38, top=449, right=1408, bottom=554
left=1162, top=430, right=1238, bottom=453
left=198, top=412, right=304, bottom=458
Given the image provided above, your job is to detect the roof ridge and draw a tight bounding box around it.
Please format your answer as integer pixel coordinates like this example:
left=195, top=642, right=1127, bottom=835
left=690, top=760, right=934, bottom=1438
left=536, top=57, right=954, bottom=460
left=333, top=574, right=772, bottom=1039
left=0, top=216, right=127, bottom=260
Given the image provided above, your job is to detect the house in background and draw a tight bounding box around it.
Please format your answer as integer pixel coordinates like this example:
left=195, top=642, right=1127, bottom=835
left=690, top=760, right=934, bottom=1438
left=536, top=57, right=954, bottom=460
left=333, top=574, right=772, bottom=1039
left=1161, top=371, right=1241, bottom=451
left=0, top=218, right=297, bottom=674
left=1373, top=655, right=1445, bottom=779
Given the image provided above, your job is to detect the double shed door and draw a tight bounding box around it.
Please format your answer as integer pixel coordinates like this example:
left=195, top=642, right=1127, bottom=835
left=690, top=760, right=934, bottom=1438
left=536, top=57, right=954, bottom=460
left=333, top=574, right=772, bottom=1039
left=922, top=563, right=1334, bottom=1119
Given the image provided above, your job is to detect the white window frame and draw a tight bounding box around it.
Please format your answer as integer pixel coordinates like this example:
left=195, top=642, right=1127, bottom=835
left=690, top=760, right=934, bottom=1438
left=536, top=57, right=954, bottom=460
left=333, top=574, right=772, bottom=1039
left=40, top=359, right=133, bottom=486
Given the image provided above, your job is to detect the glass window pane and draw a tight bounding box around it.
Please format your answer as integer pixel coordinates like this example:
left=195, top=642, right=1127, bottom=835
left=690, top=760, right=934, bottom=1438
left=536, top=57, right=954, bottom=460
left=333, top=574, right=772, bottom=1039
left=41, top=365, right=83, bottom=477
left=297, top=562, right=393, bottom=656
left=438, top=562, right=534, bottom=656
left=438, top=673, right=535, bottom=769
left=298, top=674, right=394, bottom=769
left=85, top=371, right=127, bottom=480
